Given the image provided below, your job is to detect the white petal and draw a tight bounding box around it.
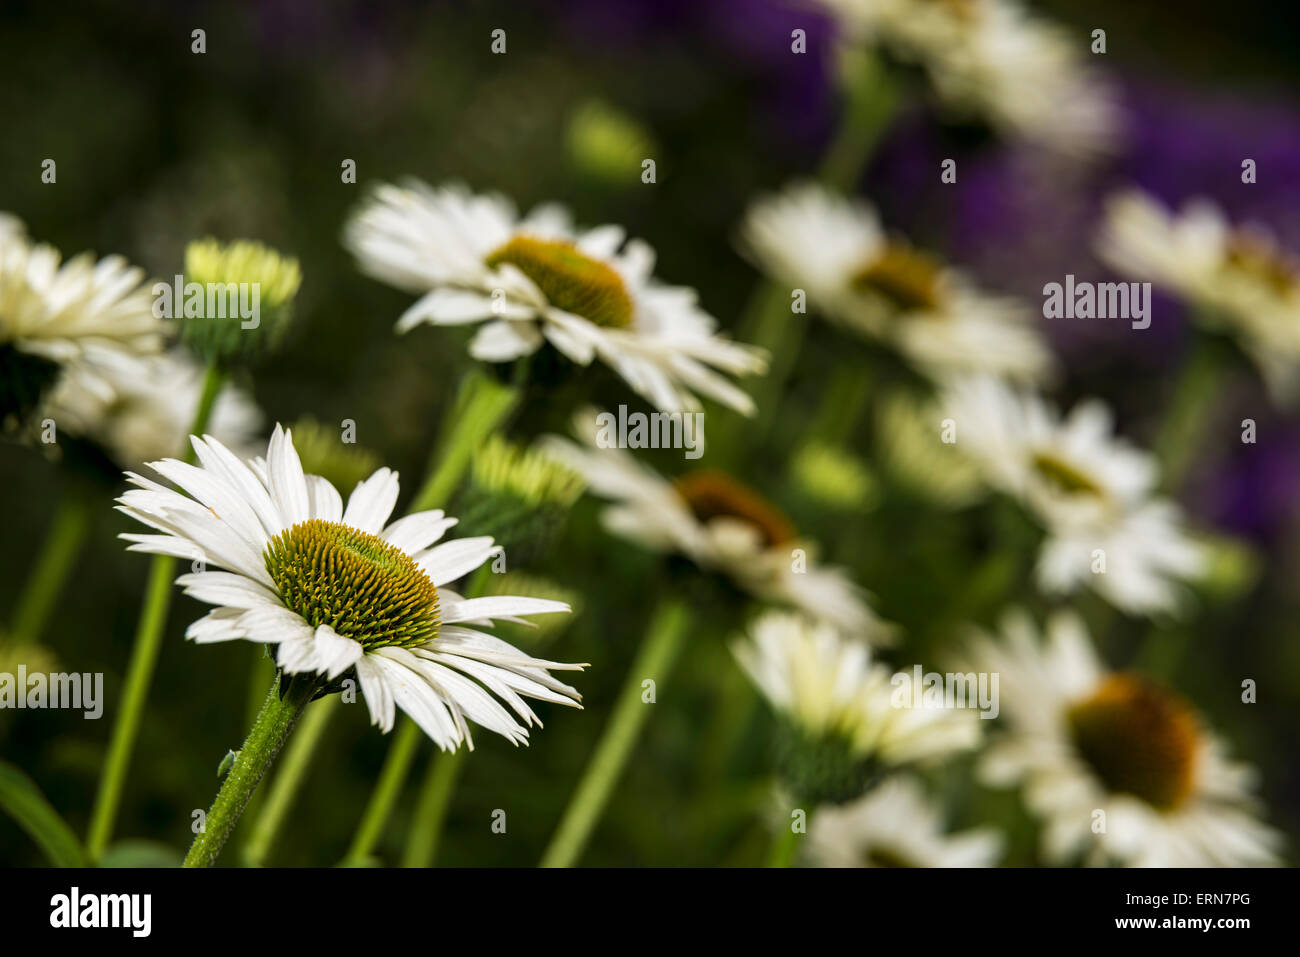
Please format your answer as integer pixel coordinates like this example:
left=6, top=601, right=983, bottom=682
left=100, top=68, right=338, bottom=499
left=307, top=475, right=344, bottom=523
left=441, top=595, right=571, bottom=624
left=468, top=319, right=543, bottom=362
left=381, top=510, right=456, bottom=554
left=175, top=571, right=281, bottom=610
left=416, top=537, right=499, bottom=586
left=342, top=467, right=400, bottom=533
left=268, top=425, right=311, bottom=527
left=356, top=655, right=395, bottom=732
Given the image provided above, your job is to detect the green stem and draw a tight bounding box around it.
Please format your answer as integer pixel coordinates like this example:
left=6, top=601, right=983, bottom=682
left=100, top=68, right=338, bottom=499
left=410, top=371, right=520, bottom=513
left=229, top=650, right=278, bottom=856
left=723, top=50, right=897, bottom=462
left=808, top=360, right=874, bottom=448
left=766, top=813, right=805, bottom=868
left=240, top=695, right=338, bottom=867
left=1154, top=337, right=1224, bottom=492
left=9, top=493, right=93, bottom=645
left=340, top=718, right=423, bottom=867
left=402, top=748, right=466, bottom=867
left=85, top=364, right=225, bottom=861
left=337, top=377, right=518, bottom=866
left=183, top=674, right=319, bottom=867
left=540, top=598, right=690, bottom=868
left=818, top=49, right=899, bottom=192
left=697, top=649, right=757, bottom=784
left=340, top=567, right=494, bottom=867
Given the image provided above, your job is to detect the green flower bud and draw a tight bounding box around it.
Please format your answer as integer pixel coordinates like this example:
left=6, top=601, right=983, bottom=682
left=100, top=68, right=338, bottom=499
left=289, top=416, right=381, bottom=495
left=454, top=435, right=585, bottom=564
left=790, top=441, right=879, bottom=510
left=876, top=389, right=983, bottom=507
left=565, top=99, right=657, bottom=186
left=179, top=238, right=301, bottom=366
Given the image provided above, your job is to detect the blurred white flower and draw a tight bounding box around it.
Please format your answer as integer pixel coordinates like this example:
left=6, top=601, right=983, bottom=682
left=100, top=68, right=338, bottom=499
left=544, top=411, right=891, bottom=640
left=941, top=376, right=1206, bottom=616
left=735, top=611, right=979, bottom=803
left=806, top=775, right=1003, bottom=867
left=45, top=349, right=263, bottom=467
left=740, top=183, right=1052, bottom=384
left=1097, top=189, right=1300, bottom=401
left=970, top=610, right=1281, bottom=867
left=344, top=181, right=767, bottom=415
left=117, top=425, right=584, bottom=751
left=818, top=0, right=1120, bottom=156
left=0, top=213, right=165, bottom=421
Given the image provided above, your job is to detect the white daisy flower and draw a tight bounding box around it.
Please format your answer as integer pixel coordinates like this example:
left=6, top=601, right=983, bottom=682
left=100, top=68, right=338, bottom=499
left=0, top=213, right=165, bottom=420
left=806, top=775, right=1003, bottom=867
left=45, top=349, right=263, bottom=467
left=740, top=183, right=1052, bottom=384
left=1097, top=190, right=1300, bottom=400
left=344, top=181, right=768, bottom=414
left=116, top=424, right=584, bottom=751
left=971, top=610, right=1281, bottom=867
left=818, top=0, right=1120, bottom=156
left=543, top=412, right=890, bottom=640
left=942, top=376, right=1206, bottom=616
left=735, top=611, right=979, bottom=802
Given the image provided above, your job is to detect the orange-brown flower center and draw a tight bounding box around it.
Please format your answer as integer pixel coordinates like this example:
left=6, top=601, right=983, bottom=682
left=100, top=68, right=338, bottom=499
left=1067, top=673, right=1200, bottom=811
left=485, top=235, right=634, bottom=328
left=851, top=245, right=945, bottom=313
left=674, top=470, right=795, bottom=548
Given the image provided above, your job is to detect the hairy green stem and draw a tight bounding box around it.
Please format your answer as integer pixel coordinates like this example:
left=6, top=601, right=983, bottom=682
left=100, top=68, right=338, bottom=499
left=541, top=598, right=689, bottom=868
left=183, top=674, right=319, bottom=867
left=241, top=695, right=338, bottom=866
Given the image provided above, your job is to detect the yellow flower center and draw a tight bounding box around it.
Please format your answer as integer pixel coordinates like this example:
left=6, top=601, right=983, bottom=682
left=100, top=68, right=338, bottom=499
left=485, top=235, right=634, bottom=328
left=851, top=245, right=945, bottom=313
left=1225, top=233, right=1300, bottom=298
left=1067, top=673, right=1200, bottom=811
left=1031, top=451, right=1106, bottom=498
left=264, top=519, right=440, bottom=650
left=674, top=470, right=795, bottom=548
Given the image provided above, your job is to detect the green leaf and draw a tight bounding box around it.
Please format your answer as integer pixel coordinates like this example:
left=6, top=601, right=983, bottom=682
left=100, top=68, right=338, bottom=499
left=0, top=759, right=87, bottom=867
left=98, top=839, right=183, bottom=868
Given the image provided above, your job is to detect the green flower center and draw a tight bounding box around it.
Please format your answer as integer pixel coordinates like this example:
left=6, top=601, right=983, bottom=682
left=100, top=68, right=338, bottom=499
left=1067, top=674, right=1200, bottom=811
left=851, top=245, right=945, bottom=313
left=485, top=235, right=634, bottom=329
left=674, top=469, right=795, bottom=548
left=264, top=519, right=440, bottom=650
left=1031, top=451, right=1105, bottom=498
